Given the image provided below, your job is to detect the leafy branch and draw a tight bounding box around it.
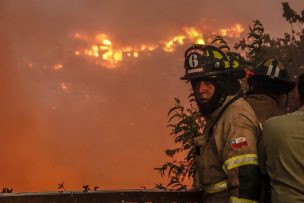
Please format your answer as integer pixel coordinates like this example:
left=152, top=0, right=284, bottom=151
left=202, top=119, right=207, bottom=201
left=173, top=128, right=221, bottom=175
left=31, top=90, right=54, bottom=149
left=155, top=97, right=204, bottom=190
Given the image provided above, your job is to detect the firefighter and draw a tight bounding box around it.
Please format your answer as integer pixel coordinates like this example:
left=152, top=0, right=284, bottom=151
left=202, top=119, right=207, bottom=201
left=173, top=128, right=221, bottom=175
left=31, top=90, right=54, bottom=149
left=181, top=44, right=261, bottom=203
left=245, top=58, right=296, bottom=203
left=259, top=72, right=304, bottom=203
left=245, top=58, right=296, bottom=125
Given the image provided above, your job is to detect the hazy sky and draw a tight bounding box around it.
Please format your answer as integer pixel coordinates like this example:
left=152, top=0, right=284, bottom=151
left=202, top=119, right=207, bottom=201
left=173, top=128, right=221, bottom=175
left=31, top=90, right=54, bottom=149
left=0, top=0, right=303, bottom=192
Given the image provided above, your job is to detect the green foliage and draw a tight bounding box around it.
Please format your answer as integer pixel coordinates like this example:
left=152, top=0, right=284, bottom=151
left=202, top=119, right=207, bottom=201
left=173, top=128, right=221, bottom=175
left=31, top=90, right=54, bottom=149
left=154, top=97, right=203, bottom=190
left=2, top=187, right=13, bottom=193
left=282, top=2, right=304, bottom=25
left=235, top=3, right=304, bottom=79
left=82, top=185, right=99, bottom=192
left=234, top=20, right=265, bottom=66
left=154, top=183, right=167, bottom=190
left=233, top=3, right=304, bottom=109
left=57, top=181, right=66, bottom=193
left=83, top=185, right=91, bottom=192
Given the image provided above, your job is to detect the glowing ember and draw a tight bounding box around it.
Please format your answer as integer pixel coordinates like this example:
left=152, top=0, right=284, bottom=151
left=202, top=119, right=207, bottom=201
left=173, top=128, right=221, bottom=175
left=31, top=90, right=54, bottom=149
left=133, top=52, right=139, bottom=58
left=27, top=63, right=33, bottom=69
left=60, top=82, right=69, bottom=92
left=53, top=64, right=64, bottom=70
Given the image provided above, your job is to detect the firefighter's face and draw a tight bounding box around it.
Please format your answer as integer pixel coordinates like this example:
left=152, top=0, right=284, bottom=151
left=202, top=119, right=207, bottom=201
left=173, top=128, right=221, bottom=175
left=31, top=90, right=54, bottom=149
left=194, top=80, right=215, bottom=103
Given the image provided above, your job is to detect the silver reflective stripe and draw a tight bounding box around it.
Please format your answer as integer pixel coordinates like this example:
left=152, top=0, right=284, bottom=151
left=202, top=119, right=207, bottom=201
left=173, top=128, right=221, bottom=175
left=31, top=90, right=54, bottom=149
left=224, top=154, right=258, bottom=171
left=204, top=179, right=228, bottom=194
left=274, top=67, right=280, bottom=77
left=230, top=196, right=258, bottom=203
left=267, top=65, right=273, bottom=75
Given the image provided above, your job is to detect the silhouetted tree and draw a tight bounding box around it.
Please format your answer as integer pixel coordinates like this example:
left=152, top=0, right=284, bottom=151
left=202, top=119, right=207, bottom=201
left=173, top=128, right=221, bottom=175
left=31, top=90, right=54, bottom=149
left=83, top=185, right=91, bottom=192
left=57, top=182, right=66, bottom=193
left=2, top=187, right=13, bottom=193
left=154, top=97, right=203, bottom=190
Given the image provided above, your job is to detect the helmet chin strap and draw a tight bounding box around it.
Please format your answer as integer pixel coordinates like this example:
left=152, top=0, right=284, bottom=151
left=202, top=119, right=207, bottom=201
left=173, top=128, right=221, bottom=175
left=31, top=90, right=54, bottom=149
left=196, top=96, right=226, bottom=116
left=194, top=81, right=226, bottom=116
left=193, top=78, right=242, bottom=116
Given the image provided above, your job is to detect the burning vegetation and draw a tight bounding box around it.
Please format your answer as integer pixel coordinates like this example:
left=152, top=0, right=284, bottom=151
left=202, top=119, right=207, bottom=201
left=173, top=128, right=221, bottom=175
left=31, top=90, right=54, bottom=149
left=72, top=23, right=244, bottom=68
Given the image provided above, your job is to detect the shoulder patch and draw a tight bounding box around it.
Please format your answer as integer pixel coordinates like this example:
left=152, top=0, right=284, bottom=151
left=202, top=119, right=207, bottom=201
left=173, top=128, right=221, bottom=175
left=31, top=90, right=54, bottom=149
left=230, top=137, right=248, bottom=150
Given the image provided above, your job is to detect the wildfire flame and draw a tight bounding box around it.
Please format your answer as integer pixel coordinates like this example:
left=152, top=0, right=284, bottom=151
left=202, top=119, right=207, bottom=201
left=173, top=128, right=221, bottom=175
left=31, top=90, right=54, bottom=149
left=219, top=23, right=245, bottom=38
left=60, top=82, right=70, bottom=92
left=74, top=33, right=158, bottom=68
left=54, top=64, right=64, bottom=70
left=73, top=23, right=245, bottom=68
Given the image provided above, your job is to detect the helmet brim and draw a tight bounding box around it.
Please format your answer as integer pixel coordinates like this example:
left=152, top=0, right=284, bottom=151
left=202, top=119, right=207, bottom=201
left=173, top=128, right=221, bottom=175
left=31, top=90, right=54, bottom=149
left=249, top=75, right=296, bottom=94
left=181, top=69, right=246, bottom=80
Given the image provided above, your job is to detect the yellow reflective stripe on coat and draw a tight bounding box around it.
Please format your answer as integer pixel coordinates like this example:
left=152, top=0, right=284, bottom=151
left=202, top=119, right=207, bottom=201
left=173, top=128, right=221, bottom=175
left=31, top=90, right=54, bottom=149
left=223, top=154, right=258, bottom=171
left=204, top=179, right=228, bottom=194
left=230, top=196, right=258, bottom=203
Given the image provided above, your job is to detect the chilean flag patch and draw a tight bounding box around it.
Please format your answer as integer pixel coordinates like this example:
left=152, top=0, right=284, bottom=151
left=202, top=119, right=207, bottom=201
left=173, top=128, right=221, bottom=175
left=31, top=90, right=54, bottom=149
left=230, top=137, right=248, bottom=150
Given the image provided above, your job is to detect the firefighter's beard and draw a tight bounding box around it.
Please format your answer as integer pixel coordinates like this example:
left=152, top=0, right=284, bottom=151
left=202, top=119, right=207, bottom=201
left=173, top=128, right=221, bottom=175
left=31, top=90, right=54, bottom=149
left=194, top=83, right=226, bottom=116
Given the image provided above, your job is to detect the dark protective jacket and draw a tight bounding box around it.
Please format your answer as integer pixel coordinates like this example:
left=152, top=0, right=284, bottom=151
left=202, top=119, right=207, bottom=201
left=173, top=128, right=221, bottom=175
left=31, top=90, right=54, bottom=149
left=194, top=95, right=261, bottom=203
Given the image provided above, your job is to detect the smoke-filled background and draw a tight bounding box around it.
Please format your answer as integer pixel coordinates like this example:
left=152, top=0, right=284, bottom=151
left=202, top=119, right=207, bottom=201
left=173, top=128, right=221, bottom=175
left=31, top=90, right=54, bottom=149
left=0, top=0, right=303, bottom=192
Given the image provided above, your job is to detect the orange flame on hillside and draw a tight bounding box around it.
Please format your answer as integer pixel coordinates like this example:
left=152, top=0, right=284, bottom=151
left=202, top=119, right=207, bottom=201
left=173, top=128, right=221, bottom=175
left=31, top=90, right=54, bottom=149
left=219, top=23, right=245, bottom=38
left=53, top=64, right=64, bottom=70
left=75, top=33, right=158, bottom=68
left=73, top=23, right=245, bottom=68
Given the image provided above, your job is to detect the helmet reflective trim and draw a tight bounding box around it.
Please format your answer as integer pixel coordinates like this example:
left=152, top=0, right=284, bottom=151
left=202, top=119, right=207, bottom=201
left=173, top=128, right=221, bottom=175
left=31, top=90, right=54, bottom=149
left=224, top=61, right=230, bottom=68
left=264, top=59, right=285, bottom=78
left=213, top=51, right=223, bottom=59
left=258, top=59, right=285, bottom=79
left=226, top=52, right=243, bottom=69
left=274, top=68, right=280, bottom=77
left=181, top=44, right=245, bottom=80
left=266, top=65, right=274, bottom=76
left=232, top=60, right=240, bottom=69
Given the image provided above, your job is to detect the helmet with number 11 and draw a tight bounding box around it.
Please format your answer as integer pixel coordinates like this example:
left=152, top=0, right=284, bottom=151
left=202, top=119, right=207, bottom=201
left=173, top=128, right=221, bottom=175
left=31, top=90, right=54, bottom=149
left=247, top=58, right=295, bottom=94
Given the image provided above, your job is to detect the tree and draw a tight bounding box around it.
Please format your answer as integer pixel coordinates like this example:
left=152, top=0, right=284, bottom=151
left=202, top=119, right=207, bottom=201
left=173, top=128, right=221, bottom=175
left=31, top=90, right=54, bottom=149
left=235, top=2, right=304, bottom=109
left=155, top=2, right=304, bottom=189
left=154, top=97, right=203, bottom=190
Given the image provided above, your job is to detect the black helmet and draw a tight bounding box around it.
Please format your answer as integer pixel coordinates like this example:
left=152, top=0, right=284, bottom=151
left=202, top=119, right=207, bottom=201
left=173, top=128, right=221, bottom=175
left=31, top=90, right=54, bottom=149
left=247, top=58, right=295, bottom=94
left=226, top=51, right=246, bottom=69
left=181, top=44, right=245, bottom=80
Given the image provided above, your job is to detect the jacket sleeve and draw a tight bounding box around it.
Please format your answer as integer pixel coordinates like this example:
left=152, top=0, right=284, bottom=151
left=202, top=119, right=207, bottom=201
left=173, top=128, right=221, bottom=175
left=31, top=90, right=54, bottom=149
left=216, top=109, right=261, bottom=203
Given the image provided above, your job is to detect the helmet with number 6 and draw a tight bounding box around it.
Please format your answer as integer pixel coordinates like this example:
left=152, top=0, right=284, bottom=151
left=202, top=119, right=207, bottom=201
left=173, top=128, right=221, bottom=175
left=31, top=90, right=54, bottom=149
left=181, top=44, right=245, bottom=115
left=181, top=44, right=245, bottom=80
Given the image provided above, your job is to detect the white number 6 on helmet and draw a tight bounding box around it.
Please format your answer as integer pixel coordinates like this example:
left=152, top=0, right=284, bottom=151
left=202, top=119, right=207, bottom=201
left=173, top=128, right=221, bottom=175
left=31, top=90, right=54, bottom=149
left=189, top=54, right=199, bottom=68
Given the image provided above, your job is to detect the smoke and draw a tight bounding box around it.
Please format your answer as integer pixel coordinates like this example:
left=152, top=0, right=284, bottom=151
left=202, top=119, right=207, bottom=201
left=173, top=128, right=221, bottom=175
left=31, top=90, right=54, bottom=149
left=0, top=0, right=303, bottom=192
left=0, top=0, right=184, bottom=191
